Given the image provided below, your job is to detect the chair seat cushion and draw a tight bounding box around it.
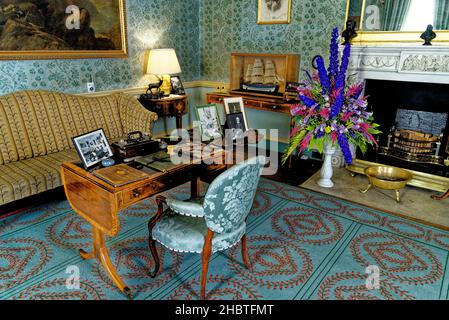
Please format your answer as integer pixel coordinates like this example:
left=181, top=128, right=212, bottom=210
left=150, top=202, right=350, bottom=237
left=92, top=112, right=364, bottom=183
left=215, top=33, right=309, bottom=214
left=0, top=149, right=79, bottom=205
left=166, top=197, right=205, bottom=218
left=152, top=210, right=246, bottom=254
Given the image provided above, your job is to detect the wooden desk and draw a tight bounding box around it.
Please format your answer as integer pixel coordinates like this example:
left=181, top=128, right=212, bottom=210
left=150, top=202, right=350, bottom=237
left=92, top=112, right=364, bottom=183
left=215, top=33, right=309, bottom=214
left=61, top=160, right=225, bottom=298
left=138, top=95, right=188, bottom=129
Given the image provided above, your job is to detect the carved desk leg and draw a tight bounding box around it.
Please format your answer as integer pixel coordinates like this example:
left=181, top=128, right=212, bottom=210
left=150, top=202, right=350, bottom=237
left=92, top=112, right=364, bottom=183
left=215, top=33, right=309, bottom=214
left=80, top=226, right=132, bottom=299
left=431, top=189, right=449, bottom=200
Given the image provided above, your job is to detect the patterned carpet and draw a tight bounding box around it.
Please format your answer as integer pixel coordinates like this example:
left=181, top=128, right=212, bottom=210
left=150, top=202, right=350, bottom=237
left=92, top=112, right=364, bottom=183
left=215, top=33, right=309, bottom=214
left=1, top=178, right=449, bottom=300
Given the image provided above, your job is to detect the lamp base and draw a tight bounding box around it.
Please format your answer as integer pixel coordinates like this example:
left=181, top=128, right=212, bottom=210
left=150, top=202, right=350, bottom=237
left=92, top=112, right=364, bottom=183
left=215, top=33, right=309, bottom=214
left=160, top=75, right=172, bottom=96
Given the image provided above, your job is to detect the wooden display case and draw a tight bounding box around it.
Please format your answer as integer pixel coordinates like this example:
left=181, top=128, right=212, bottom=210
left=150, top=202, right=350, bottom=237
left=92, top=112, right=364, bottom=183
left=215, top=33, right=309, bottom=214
left=230, top=53, right=300, bottom=98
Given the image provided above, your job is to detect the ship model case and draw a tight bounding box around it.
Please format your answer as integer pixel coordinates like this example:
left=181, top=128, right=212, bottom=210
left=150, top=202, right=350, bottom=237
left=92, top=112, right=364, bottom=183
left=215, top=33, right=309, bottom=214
left=111, top=131, right=160, bottom=160
left=230, top=53, right=300, bottom=98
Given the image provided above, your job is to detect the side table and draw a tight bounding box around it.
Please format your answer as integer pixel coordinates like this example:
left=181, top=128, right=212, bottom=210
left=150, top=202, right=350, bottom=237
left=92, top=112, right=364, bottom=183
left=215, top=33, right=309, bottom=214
left=138, top=94, right=188, bottom=129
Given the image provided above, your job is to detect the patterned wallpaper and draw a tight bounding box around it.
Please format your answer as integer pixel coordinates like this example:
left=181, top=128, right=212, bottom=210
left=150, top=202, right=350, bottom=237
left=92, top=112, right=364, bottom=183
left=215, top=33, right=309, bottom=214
left=0, top=0, right=201, bottom=95
left=200, top=0, right=348, bottom=82
left=0, top=0, right=348, bottom=94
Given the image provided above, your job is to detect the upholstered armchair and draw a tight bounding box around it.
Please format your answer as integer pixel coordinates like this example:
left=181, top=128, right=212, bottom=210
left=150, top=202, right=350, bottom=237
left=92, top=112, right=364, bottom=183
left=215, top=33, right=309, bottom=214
left=148, top=156, right=266, bottom=299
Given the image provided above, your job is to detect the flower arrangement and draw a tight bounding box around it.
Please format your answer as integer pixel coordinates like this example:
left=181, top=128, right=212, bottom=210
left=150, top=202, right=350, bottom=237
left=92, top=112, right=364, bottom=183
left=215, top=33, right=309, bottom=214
left=283, top=27, right=381, bottom=165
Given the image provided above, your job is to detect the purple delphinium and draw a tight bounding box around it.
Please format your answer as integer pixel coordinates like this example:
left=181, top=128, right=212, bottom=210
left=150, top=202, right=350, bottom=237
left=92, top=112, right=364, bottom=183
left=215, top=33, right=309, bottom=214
left=337, top=133, right=353, bottom=165
left=315, top=56, right=331, bottom=93
left=328, top=27, right=340, bottom=81
left=335, top=43, right=351, bottom=91
left=299, top=95, right=317, bottom=108
left=330, top=90, right=345, bottom=118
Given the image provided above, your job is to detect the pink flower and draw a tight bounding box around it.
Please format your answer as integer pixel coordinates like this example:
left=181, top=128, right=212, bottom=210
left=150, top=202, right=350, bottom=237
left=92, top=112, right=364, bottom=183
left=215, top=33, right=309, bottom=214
left=331, top=132, right=338, bottom=143
left=319, top=108, right=331, bottom=120
left=341, top=112, right=354, bottom=122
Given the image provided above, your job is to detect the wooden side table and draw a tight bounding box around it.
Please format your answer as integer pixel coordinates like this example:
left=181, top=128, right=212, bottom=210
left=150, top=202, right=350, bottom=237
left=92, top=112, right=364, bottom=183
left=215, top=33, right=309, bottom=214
left=138, top=95, right=188, bottom=129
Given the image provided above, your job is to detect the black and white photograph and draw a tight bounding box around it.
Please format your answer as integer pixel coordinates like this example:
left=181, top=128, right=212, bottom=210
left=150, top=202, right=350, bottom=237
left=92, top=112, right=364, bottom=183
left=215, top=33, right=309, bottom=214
left=195, top=104, right=223, bottom=142
left=73, top=129, right=114, bottom=170
left=171, top=76, right=185, bottom=95
left=258, top=0, right=292, bottom=24
left=224, top=97, right=249, bottom=130
left=226, top=112, right=248, bottom=140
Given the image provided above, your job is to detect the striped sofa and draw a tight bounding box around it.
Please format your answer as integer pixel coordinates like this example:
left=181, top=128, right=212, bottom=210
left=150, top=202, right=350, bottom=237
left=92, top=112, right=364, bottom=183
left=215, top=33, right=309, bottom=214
left=0, top=90, right=158, bottom=206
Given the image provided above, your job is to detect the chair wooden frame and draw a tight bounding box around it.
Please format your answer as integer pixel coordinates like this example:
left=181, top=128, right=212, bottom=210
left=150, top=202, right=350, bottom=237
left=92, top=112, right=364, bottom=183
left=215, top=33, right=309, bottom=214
left=148, top=195, right=252, bottom=300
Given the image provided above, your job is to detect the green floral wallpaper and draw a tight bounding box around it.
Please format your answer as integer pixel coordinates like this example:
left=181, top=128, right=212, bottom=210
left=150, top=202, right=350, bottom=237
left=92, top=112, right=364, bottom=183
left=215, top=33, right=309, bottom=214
left=0, top=0, right=201, bottom=95
left=0, top=0, right=348, bottom=95
left=200, top=0, right=347, bottom=82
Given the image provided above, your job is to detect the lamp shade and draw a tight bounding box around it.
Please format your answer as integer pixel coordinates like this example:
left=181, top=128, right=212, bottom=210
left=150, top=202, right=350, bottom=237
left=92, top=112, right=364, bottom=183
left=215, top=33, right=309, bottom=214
left=146, top=48, right=182, bottom=75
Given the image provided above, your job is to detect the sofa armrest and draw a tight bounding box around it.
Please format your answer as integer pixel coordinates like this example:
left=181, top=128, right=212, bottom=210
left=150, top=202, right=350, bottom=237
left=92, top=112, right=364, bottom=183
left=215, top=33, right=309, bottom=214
left=117, top=93, right=158, bottom=137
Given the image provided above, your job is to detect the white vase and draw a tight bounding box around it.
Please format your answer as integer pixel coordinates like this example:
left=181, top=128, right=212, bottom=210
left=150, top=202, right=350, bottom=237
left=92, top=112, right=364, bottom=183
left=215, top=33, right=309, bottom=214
left=318, top=142, right=337, bottom=188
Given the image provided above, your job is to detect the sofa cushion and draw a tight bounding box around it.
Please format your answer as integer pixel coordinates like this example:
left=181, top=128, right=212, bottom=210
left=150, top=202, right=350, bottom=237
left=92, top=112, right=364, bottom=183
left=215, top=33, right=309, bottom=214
left=0, top=149, right=79, bottom=205
left=0, top=91, right=125, bottom=165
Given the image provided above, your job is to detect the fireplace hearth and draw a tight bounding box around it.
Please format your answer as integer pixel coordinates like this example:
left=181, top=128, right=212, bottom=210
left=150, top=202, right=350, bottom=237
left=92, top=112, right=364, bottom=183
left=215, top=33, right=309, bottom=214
left=363, top=80, right=449, bottom=177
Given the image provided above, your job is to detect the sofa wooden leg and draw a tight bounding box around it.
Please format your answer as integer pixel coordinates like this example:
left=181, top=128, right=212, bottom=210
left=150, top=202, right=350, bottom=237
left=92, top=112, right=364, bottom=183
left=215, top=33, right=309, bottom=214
left=201, top=229, right=214, bottom=300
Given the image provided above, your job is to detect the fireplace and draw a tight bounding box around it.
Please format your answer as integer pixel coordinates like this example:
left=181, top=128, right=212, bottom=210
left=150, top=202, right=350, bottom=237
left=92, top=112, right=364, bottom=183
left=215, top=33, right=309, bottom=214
left=363, top=80, right=449, bottom=177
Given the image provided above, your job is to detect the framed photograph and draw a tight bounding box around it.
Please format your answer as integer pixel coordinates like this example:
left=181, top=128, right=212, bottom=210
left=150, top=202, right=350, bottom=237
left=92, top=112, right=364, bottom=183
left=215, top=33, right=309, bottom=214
left=73, top=129, right=114, bottom=170
left=171, top=76, right=185, bottom=95
left=257, top=0, right=292, bottom=25
left=195, top=104, right=223, bottom=142
left=223, top=97, right=249, bottom=130
left=0, top=0, right=128, bottom=60
left=226, top=112, right=248, bottom=141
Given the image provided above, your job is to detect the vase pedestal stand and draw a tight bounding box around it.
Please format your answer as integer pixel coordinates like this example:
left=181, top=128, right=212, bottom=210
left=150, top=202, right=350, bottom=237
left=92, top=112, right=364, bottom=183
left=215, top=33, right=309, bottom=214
left=317, top=144, right=337, bottom=188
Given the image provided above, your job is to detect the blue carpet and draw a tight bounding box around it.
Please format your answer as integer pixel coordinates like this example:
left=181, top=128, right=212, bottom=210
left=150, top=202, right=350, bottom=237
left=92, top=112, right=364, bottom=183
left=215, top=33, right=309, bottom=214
left=1, top=178, right=449, bottom=300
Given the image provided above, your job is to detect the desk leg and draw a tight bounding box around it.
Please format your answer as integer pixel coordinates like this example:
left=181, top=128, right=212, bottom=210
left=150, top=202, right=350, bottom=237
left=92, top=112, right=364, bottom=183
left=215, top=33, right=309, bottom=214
left=431, top=189, right=449, bottom=200
left=191, top=176, right=201, bottom=199
left=80, top=227, right=132, bottom=299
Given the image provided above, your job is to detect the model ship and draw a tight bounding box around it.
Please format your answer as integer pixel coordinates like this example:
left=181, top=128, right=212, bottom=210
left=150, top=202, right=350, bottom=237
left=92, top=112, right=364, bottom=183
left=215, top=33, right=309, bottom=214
left=242, top=59, right=281, bottom=94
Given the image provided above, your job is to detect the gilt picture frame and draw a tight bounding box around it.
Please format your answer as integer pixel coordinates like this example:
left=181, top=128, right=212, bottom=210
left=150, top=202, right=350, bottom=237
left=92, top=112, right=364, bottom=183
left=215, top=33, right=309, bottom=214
left=257, top=0, right=292, bottom=25
left=0, top=0, right=128, bottom=60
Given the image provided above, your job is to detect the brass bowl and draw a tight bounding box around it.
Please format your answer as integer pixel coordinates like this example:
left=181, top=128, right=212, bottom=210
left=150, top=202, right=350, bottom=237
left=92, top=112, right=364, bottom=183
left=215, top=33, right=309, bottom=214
left=365, top=166, right=413, bottom=190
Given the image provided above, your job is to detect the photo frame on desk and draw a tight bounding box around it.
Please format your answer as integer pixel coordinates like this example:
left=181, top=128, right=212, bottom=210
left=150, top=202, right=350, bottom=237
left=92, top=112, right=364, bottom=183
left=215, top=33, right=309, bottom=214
left=223, top=97, right=249, bottom=130
left=72, top=129, right=114, bottom=171
left=195, top=104, right=223, bottom=142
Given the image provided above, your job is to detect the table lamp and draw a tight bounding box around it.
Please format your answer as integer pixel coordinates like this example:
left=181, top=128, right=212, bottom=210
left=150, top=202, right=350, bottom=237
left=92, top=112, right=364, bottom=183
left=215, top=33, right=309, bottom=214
left=146, top=48, right=182, bottom=97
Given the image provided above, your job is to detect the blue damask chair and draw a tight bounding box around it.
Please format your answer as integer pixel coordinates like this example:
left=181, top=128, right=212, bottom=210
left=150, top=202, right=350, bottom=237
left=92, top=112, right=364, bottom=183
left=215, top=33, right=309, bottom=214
left=148, top=156, right=266, bottom=299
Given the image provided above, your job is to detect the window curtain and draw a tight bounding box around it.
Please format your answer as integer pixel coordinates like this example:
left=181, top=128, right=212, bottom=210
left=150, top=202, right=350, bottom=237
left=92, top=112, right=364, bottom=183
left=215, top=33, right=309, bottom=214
left=383, top=0, right=412, bottom=31
left=435, top=0, right=449, bottom=30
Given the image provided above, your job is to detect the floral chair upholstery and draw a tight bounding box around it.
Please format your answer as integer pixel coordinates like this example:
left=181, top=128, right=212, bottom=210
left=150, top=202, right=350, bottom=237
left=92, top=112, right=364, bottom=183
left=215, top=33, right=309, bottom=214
left=148, top=156, right=266, bottom=299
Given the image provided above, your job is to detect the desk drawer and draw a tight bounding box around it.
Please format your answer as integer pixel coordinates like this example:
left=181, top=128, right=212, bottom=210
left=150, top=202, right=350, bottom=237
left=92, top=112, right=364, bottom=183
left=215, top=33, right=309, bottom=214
left=122, top=170, right=197, bottom=206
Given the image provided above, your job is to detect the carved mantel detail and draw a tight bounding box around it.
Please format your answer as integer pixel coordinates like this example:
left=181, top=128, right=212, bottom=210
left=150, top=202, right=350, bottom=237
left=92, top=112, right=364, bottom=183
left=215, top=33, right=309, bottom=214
left=348, top=46, right=449, bottom=84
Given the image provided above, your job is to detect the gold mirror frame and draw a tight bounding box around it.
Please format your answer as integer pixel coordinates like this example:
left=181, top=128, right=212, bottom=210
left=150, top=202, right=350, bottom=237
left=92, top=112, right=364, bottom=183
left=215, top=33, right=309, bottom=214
left=0, top=0, right=128, bottom=60
left=345, top=0, right=449, bottom=45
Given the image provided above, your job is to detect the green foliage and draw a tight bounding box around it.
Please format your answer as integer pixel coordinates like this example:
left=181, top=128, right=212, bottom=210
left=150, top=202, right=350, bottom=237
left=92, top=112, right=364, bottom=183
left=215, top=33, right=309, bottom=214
left=282, top=130, right=306, bottom=165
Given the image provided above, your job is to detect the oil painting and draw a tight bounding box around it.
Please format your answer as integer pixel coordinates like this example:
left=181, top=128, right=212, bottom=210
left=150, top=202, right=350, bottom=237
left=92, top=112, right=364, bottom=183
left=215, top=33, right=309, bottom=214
left=0, top=0, right=127, bottom=60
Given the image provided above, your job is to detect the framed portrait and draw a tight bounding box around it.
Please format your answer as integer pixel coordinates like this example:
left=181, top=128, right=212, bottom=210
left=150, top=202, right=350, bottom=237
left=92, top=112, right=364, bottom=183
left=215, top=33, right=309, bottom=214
left=226, top=112, right=248, bottom=140
left=257, top=0, right=292, bottom=25
left=73, top=129, right=114, bottom=170
left=0, top=0, right=128, bottom=60
left=223, top=97, right=249, bottom=130
left=195, top=104, right=223, bottom=142
left=171, top=76, right=185, bottom=95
